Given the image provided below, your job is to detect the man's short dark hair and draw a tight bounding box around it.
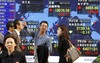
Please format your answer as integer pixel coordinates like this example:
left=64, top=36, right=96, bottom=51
left=6, top=21, right=14, bottom=30
left=40, top=21, right=48, bottom=27
left=14, top=19, right=21, bottom=29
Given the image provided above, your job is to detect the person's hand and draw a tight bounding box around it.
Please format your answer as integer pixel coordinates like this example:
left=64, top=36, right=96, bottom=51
left=23, top=22, right=27, bottom=27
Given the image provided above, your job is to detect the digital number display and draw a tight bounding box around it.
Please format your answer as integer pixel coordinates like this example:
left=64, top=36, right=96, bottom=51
left=77, top=40, right=99, bottom=56
left=26, top=21, right=39, bottom=32
left=0, top=0, right=15, bottom=34
left=77, top=0, right=99, bottom=14
left=22, top=42, right=34, bottom=55
left=68, top=18, right=91, bottom=35
left=49, top=0, right=70, bottom=16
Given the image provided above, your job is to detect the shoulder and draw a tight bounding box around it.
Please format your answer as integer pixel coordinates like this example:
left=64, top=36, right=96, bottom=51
left=11, top=30, right=18, bottom=37
left=60, top=38, right=68, bottom=43
left=61, top=38, right=67, bottom=41
left=12, top=30, right=16, bottom=33
left=11, top=30, right=16, bottom=35
left=45, top=34, right=51, bottom=39
left=0, top=33, right=3, bottom=37
left=4, top=32, right=10, bottom=37
left=45, top=35, right=52, bottom=42
left=5, top=32, right=10, bottom=35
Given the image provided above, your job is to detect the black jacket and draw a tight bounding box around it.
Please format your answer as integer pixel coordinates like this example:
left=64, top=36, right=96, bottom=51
left=0, top=51, right=26, bottom=63
left=37, top=44, right=49, bottom=63
left=58, top=37, right=70, bottom=63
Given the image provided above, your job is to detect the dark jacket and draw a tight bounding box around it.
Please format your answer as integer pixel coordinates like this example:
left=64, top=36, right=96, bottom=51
left=0, top=43, right=26, bottom=63
left=58, top=37, right=70, bottom=63
left=1, top=51, right=26, bottom=63
left=0, top=43, right=7, bottom=63
left=37, top=44, right=49, bottom=63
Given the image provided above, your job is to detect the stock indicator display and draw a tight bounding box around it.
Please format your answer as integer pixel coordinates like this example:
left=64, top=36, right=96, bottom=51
left=0, top=0, right=15, bottom=34
left=77, top=0, right=99, bottom=14
left=77, top=40, right=99, bottom=56
left=26, top=21, right=39, bottom=32
left=21, top=36, right=35, bottom=55
left=49, top=0, right=70, bottom=16
left=68, top=18, right=91, bottom=35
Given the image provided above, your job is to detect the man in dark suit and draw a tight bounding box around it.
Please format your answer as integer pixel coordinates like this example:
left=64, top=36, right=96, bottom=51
left=4, top=21, right=14, bottom=38
left=11, top=19, right=24, bottom=52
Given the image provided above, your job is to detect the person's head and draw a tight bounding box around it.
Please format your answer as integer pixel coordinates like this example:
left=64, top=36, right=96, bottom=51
left=39, top=21, right=48, bottom=33
left=14, top=19, right=24, bottom=31
left=57, top=24, right=70, bottom=40
left=4, top=35, right=17, bottom=52
left=6, top=21, right=14, bottom=32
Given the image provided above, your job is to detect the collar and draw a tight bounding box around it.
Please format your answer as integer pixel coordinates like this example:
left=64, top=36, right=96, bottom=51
left=38, top=33, right=46, bottom=37
left=6, top=51, right=17, bottom=57
left=8, top=31, right=12, bottom=33
left=15, top=29, right=20, bottom=36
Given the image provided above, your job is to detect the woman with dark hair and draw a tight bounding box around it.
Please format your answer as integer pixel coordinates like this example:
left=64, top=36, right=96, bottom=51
left=0, top=35, right=26, bottom=63
left=57, top=24, right=72, bottom=63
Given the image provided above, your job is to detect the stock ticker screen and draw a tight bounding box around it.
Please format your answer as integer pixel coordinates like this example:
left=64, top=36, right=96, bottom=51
left=0, top=0, right=100, bottom=56
left=49, top=0, right=70, bottom=16
left=0, top=0, right=15, bottom=34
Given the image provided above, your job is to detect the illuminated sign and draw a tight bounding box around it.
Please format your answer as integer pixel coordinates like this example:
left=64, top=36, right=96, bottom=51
left=77, top=0, right=99, bottom=14
left=21, top=0, right=44, bottom=13
left=26, top=21, right=39, bottom=32
left=21, top=36, right=34, bottom=55
left=0, top=0, right=15, bottom=34
left=77, top=40, right=99, bottom=56
left=68, top=18, right=91, bottom=35
left=50, top=35, right=58, bottom=56
left=49, top=0, right=70, bottom=16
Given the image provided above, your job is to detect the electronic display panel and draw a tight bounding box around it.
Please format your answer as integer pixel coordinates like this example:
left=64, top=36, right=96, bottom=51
left=0, top=0, right=100, bottom=63
left=21, top=0, right=44, bottom=13
left=49, top=0, right=70, bottom=16
left=77, top=0, right=99, bottom=14
left=21, top=36, right=34, bottom=55
left=0, top=0, right=15, bottom=34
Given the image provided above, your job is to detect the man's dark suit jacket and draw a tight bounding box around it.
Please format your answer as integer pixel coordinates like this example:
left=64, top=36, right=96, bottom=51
left=11, top=30, right=22, bottom=52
